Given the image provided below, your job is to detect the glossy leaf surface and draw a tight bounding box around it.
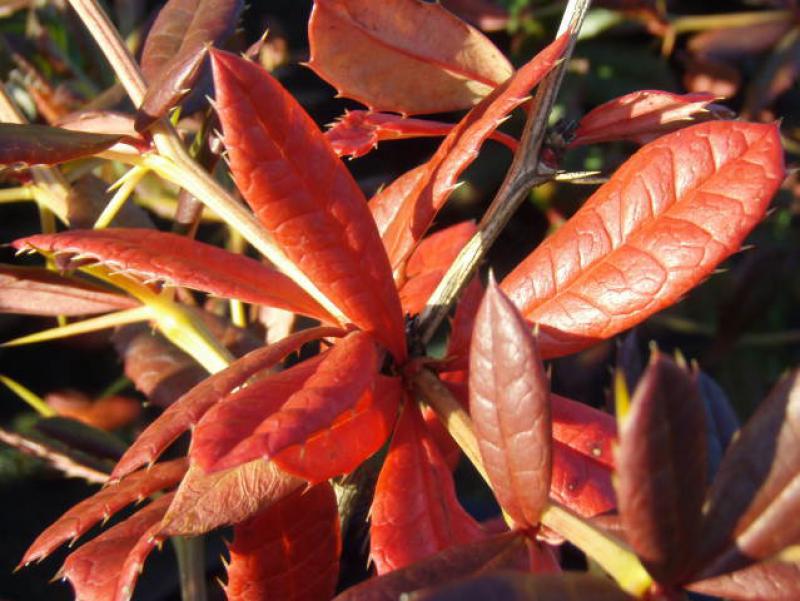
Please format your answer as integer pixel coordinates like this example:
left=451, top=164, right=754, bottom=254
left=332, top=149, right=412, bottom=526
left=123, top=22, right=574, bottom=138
left=200, top=331, right=379, bottom=472
left=14, top=229, right=332, bottom=323
left=469, top=277, right=551, bottom=527
left=408, top=570, right=631, bottom=601
left=695, top=369, right=800, bottom=578
left=307, top=0, right=513, bottom=115
left=225, top=483, right=340, bottom=601
left=326, top=110, right=517, bottom=159
left=160, top=460, right=303, bottom=536
left=370, top=402, right=484, bottom=574
left=570, top=90, right=725, bottom=146
left=212, top=50, right=406, bottom=359
left=61, top=493, right=173, bottom=601
left=112, top=327, right=342, bottom=479
left=616, top=352, right=707, bottom=584
left=381, top=33, right=568, bottom=268
left=0, top=265, right=137, bottom=316
left=0, top=123, right=122, bottom=165
left=20, top=458, right=187, bottom=566
left=502, top=121, right=785, bottom=358
left=551, top=442, right=616, bottom=518
left=337, top=532, right=525, bottom=600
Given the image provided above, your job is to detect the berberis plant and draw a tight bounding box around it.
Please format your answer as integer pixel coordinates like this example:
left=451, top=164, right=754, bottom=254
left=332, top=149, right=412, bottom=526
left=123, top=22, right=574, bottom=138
left=0, top=0, right=796, bottom=599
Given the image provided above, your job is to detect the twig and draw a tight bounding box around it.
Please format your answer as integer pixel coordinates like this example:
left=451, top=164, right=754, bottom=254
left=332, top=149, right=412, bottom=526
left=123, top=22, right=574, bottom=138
left=418, top=0, right=593, bottom=344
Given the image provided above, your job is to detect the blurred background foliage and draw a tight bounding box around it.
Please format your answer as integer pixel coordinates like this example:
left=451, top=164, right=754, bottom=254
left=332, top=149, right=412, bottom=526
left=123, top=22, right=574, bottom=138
left=0, top=0, right=798, bottom=598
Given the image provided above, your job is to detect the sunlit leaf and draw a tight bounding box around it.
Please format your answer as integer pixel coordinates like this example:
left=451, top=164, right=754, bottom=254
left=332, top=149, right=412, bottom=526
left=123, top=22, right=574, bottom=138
left=469, top=276, right=551, bottom=527
left=551, top=441, right=616, bottom=518
left=502, top=121, right=786, bottom=358
left=688, top=559, right=800, bottom=601
left=307, top=0, right=513, bottom=115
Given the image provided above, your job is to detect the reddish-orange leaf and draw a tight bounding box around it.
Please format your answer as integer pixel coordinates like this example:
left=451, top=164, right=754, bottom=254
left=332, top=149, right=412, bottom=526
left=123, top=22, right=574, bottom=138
left=159, top=460, right=304, bottom=536
left=688, top=560, right=800, bottom=601
left=370, top=402, right=484, bottom=574
left=199, top=331, right=379, bottom=473
left=274, top=375, right=401, bottom=482
left=326, top=110, right=517, bottom=159
left=20, top=458, right=187, bottom=567
left=61, top=493, right=173, bottom=601
left=421, top=404, right=462, bottom=471
left=469, top=277, right=551, bottom=527
left=551, top=394, right=616, bottom=470
left=307, top=0, right=513, bottom=115
left=225, top=483, right=341, bottom=601
left=0, top=264, right=137, bottom=317
left=438, top=277, right=484, bottom=372
left=570, top=90, right=727, bottom=147
left=399, top=221, right=477, bottom=315
left=502, top=121, right=786, bottom=358
left=112, top=327, right=343, bottom=479
left=45, top=391, right=142, bottom=432
left=380, top=33, right=569, bottom=269
left=211, top=49, right=406, bottom=360
left=551, top=442, right=616, bottom=518
left=369, top=164, right=427, bottom=238
left=13, top=229, right=333, bottom=323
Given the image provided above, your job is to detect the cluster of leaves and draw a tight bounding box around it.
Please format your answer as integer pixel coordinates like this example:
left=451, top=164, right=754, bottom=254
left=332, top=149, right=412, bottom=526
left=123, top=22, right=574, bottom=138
left=0, top=0, right=797, bottom=600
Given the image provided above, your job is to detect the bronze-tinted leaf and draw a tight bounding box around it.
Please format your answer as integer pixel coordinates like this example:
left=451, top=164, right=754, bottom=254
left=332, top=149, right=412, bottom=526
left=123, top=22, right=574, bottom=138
left=688, top=559, right=800, bottom=601
left=694, top=369, right=800, bottom=579
left=336, top=532, right=525, bottom=601
left=159, top=460, right=303, bottom=536
left=407, top=570, right=631, bottom=601
left=307, top=0, right=513, bottom=115
left=469, top=276, right=551, bottom=527
left=615, top=352, right=707, bottom=584
left=0, top=123, right=122, bottom=166
left=502, top=121, right=786, bottom=358
left=0, top=264, right=137, bottom=316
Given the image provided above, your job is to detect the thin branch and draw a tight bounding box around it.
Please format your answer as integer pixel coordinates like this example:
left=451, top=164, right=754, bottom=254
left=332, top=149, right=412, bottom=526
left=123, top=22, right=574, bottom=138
left=418, top=0, right=592, bottom=344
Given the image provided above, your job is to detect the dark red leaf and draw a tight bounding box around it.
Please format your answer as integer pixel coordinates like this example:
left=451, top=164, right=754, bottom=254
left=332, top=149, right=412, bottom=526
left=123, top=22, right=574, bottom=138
left=111, top=326, right=343, bottom=479
left=326, top=111, right=517, bottom=159
left=399, top=221, right=477, bottom=315
left=370, top=402, right=484, bottom=574
left=570, top=90, right=728, bottom=146
left=616, top=352, right=707, bottom=585
left=13, top=229, right=334, bottom=322
left=551, top=442, right=616, bottom=518
left=694, top=369, right=800, bottom=579
left=0, top=264, right=137, bottom=316
left=688, top=559, right=800, bottom=601
left=380, top=32, right=569, bottom=269
left=61, top=493, right=173, bottom=601
left=225, top=483, right=341, bottom=601
left=159, top=460, right=304, bottom=536
left=20, top=458, right=187, bottom=567
left=469, top=276, right=551, bottom=527
left=502, top=121, right=786, bottom=358
left=307, top=0, right=513, bottom=115
left=211, top=49, right=406, bottom=360
left=337, top=532, right=526, bottom=600
left=0, top=123, right=122, bottom=165
left=199, top=331, right=380, bottom=472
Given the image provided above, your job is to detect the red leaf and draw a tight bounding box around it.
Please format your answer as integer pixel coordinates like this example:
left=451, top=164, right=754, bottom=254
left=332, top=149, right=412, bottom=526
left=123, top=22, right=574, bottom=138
left=370, top=402, right=484, bottom=574
left=307, top=0, right=513, bottom=115
left=45, top=391, right=142, bottom=432
left=551, top=394, right=616, bottom=470
left=61, top=493, right=173, bottom=601
left=225, top=483, right=341, bottom=601
left=274, top=375, right=402, bottom=482
left=0, top=264, right=137, bottom=316
left=199, top=331, right=380, bottom=472
left=326, top=110, right=517, bottom=159
left=0, top=123, right=123, bottom=165
left=159, top=460, right=304, bottom=536
left=369, top=164, right=427, bottom=237
left=380, top=33, right=569, bottom=269
left=570, top=90, right=728, bottom=146
left=551, top=442, right=616, bottom=518
left=13, top=229, right=333, bottom=323
left=688, top=560, right=800, bottom=601
left=112, top=326, right=343, bottom=479
left=20, top=458, right=187, bottom=567
left=211, top=49, right=406, bottom=360
left=438, top=277, right=484, bottom=372
left=469, top=277, right=551, bottom=527
left=502, top=121, right=786, bottom=358
left=399, top=221, right=478, bottom=315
